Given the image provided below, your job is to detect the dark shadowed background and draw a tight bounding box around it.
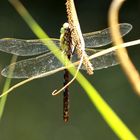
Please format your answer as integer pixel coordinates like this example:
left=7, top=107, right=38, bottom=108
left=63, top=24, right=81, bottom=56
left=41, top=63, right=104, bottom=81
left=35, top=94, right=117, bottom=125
left=0, top=0, right=140, bottom=139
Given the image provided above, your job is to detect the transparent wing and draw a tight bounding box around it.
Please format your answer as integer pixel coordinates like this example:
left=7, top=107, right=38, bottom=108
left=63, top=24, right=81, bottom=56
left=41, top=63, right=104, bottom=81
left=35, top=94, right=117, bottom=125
left=0, top=23, right=132, bottom=56
left=1, top=49, right=118, bottom=79
left=1, top=52, right=63, bottom=78
left=83, top=23, right=132, bottom=48
left=0, top=38, right=60, bottom=56
left=80, top=49, right=118, bottom=70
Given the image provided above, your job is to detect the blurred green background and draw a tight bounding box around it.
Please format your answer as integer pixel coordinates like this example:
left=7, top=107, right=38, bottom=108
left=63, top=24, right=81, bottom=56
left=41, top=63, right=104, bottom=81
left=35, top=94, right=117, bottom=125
left=0, top=0, right=140, bottom=139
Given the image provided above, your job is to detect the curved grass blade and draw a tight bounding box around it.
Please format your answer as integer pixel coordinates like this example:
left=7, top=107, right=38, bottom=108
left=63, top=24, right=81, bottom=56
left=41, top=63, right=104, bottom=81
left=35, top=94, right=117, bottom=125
left=1, top=39, right=140, bottom=98
left=7, top=0, right=138, bottom=139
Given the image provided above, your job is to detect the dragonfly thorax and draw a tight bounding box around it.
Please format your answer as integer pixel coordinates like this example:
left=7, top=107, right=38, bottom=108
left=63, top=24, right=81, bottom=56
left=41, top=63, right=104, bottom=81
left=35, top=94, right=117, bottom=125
left=60, top=23, right=74, bottom=56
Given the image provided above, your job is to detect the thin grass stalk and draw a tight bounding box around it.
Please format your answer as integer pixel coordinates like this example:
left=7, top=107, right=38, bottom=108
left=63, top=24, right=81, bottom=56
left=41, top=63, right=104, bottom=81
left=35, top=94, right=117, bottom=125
left=0, top=55, right=17, bottom=121
left=108, top=0, right=140, bottom=95
left=4, top=0, right=138, bottom=139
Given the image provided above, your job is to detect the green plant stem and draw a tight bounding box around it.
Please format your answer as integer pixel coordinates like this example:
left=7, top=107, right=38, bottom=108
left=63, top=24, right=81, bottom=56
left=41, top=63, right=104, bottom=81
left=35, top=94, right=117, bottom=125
left=0, top=56, right=17, bottom=120
left=8, top=0, right=137, bottom=139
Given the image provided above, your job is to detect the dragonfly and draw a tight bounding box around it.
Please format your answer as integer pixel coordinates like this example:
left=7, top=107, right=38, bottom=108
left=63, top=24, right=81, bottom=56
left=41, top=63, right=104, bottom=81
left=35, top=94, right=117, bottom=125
left=0, top=23, right=132, bottom=122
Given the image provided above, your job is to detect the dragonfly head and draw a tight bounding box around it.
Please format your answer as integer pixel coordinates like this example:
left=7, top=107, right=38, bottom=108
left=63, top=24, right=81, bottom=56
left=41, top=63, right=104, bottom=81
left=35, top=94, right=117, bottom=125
left=60, top=23, right=69, bottom=34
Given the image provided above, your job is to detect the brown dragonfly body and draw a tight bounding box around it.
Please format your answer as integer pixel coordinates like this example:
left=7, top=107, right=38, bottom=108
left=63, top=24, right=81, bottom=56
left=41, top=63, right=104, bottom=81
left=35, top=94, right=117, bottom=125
left=0, top=23, right=132, bottom=122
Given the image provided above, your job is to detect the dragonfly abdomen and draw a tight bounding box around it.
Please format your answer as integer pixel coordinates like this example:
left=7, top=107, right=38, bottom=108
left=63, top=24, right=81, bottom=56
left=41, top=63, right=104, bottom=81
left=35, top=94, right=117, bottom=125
left=63, top=68, right=70, bottom=122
